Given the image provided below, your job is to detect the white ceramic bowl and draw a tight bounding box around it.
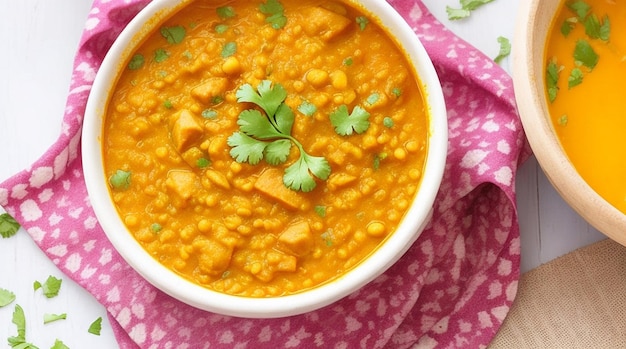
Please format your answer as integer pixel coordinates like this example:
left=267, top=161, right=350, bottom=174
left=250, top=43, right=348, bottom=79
left=82, top=0, right=448, bottom=318
left=513, top=0, right=626, bottom=246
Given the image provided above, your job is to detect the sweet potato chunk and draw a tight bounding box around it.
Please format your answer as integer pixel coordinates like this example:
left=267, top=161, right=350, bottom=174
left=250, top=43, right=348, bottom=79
left=254, top=169, right=306, bottom=210
left=165, top=170, right=199, bottom=200
left=196, top=238, right=233, bottom=276
left=170, top=109, right=203, bottom=153
left=302, top=6, right=351, bottom=42
left=191, top=77, right=228, bottom=104
left=277, top=220, right=313, bottom=257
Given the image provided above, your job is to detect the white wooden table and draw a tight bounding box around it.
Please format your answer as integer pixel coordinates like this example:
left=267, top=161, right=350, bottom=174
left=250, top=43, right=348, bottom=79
left=0, top=0, right=607, bottom=347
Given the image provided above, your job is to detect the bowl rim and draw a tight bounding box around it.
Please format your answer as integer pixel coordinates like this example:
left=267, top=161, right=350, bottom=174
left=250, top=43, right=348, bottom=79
left=512, top=0, right=626, bottom=246
left=82, top=0, right=448, bottom=318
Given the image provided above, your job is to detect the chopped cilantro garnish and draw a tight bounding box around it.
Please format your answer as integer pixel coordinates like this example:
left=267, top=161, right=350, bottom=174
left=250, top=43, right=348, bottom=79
left=216, top=6, right=236, bottom=19
left=163, top=99, right=173, bottom=109
left=366, top=92, right=380, bottom=105
left=215, top=24, right=229, bottom=34
left=494, top=36, right=511, bottom=63
left=259, top=0, right=287, bottom=29
left=584, top=14, right=610, bottom=42
left=227, top=80, right=331, bottom=192
left=329, top=105, right=371, bottom=136
left=43, top=313, right=67, bottom=324
left=356, top=16, right=369, bottom=31
left=383, top=117, right=394, bottom=128
left=391, top=87, right=402, bottom=98
left=150, top=223, right=162, bottom=233
left=212, top=96, right=224, bottom=105
left=0, top=287, right=16, bottom=307
left=196, top=158, right=211, bottom=168
left=109, top=170, right=131, bottom=190
left=568, top=67, right=584, bottom=88
left=154, top=48, right=170, bottom=63
left=88, top=317, right=103, bottom=336
left=321, top=230, right=333, bottom=246
left=374, top=153, right=387, bottom=170
left=561, top=18, right=576, bottom=37
left=343, top=57, right=354, bottom=66
left=558, top=114, right=569, bottom=126
left=567, top=0, right=591, bottom=20
left=201, top=109, right=218, bottom=119
left=221, top=42, right=237, bottom=58
left=546, top=58, right=561, bottom=102
left=182, top=50, right=193, bottom=59
left=314, top=205, right=327, bottom=218
left=8, top=304, right=38, bottom=348
left=160, top=25, right=186, bottom=44
left=50, top=340, right=69, bottom=349
left=33, top=276, right=62, bottom=298
left=297, top=101, right=317, bottom=116
left=128, top=54, right=145, bottom=70
left=573, top=39, right=598, bottom=69
left=446, top=0, right=494, bottom=20
left=0, top=213, right=20, bottom=239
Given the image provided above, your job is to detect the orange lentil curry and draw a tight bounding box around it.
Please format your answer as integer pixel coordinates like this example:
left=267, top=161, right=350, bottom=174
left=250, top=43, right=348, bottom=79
left=103, top=0, right=430, bottom=297
left=545, top=0, right=626, bottom=213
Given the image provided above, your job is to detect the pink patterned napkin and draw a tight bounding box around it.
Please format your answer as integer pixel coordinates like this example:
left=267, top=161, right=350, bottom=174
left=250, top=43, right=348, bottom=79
left=0, top=0, right=529, bottom=348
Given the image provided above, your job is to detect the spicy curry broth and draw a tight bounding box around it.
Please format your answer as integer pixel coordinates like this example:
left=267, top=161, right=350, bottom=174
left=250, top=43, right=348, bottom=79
left=103, top=0, right=429, bottom=297
left=546, top=0, right=626, bottom=213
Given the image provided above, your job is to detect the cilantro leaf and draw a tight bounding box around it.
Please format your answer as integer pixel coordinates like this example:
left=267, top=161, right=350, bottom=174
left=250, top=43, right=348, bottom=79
left=0, top=213, right=20, bottom=238
left=264, top=139, right=292, bottom=165
left=50, top=340, right=69, bottom=349
left=568, top=67, right=584, bottom=88
left=546, top=59, right=561, bottom=102
left=221, top=41, right=237, bottom=58
left=34, top=276, right=62, bottom=298
left=584, top=14, right=610, bottom=42
left=446, top=0, right=494, bottom=20
left=227, top=132, right=268, bottom=165
left=88, top=317, right=103, bottom=336
left=573, top=39, right=598, bottom=69
left=0, top=287, right=16, bottom=307
left=356, top=16, right=369, bottom=31
left=108, top=170, right=131, bottom=190
left=297, top=101, right=317, bottom=116
left=330, top=105, right=371, bottom=136
left=127, top=54, right=144, bottom=70
left=43, top=313, right=67, bottom=324
left=237, top=109, right=283, bottom=140
left=284, top=153, right=331, bottom=192
left=494, top=36, right=511, bottom=63
left=561, top=18, right=576, bottom=37
left=273, top=103, right=295, bottom=135
left=567, top=0, right=591, bottom=20
left=259, top=0, right=287, bottom=29
left=160, top=25, right=186, bottom=44
left=216, top=6, right=236, bottom=19
left=236, top=81, right=287, bottom=119
left=154, top=48, right=170, bottom=63
left=8, top=304, right=39, bottom=349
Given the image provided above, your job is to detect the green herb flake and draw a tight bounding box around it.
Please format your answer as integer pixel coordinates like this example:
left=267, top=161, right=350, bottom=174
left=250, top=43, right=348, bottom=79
left=43, top=313, right=67, bottom=324
left=573, top=39, right=598, bottom=69
left=128, top=54, right=145, bottom=70
left=343, top=57, right=354, bottom=66
left=216, top=6, right=236, bottom=19
left=50, top=339, right=69, bottom=349
left=356, top=16, right=369, bottom=31
left=221, top=41, right=237, bottom=58
left=366, top=92, right=380, bottom=105
left=88, top=317, right=103, bottom=336
left=321, top=230, right=333, bottom=246
left=494, top=36, right=511, bottom=63
left=154, top=48, right=170, bottom=63
left=202, top=109, right=218, bottom=119
left=446, top=0, right=494, bottom=20
left=584, top=14, right=610, bottom=42
left=568, top=67, right=584, bottom=88
left=329, top=105, right=371, bottom=136
left=383, top=117, right=394, bottom=128
left=196, top=158, right=211, bottom=168
left=561, top=19, right=576, bottom=37
left=215, top=24, right=229, bottom=34
left=567, top=0, right=591, bottom=20
left=391, top=87, right=402, bottom=98
left=546, top=59, right=561, bottom=102
left=109, top=170, right=131, bottom=190
left=212, top=96, right=225, bottom=105
left=163, top=99, right=174, bottom=109
left=314, top=205, right=327, bottom=218
left=297, top=101, right=317, bottom=116
left=227, top=80, right=331, bottom=192
left=259, top=0, right=287, bottom=29
left=558, top=114, right=569, bottom=126
left=374, top=152, right=388, bottom=170
left=34, top=276, right=62, bottom=298
left=0, top=213, right=20, bottom=239
left=160, top=25, right=186, bottom=44
left=8, top=304, right=38, bottom=349
left=182, top=50, right=193, bottom=59
left=150, top=223, right=162, bottom=233
left=0, top=287, right=16, bottom=307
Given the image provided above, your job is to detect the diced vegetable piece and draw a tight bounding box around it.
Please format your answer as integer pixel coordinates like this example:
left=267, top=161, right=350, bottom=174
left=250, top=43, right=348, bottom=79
left=326, top=172, right=357, bottom=191
left=205, top=169, right=231, bottom=190
left=165, top=170, right=199, bottom=200
left=301, top=6, right=351, bottom=41
left=196, top=239, right=233, bottom=276
left=191, top=77, right=228, bottom=103
left=170, top=109, right=204, bottom=152
left=181, top=146, right=205, bottom=168
left=277, top=220, right=313, bottom=256
left=254, top=168, right=306, bottom=210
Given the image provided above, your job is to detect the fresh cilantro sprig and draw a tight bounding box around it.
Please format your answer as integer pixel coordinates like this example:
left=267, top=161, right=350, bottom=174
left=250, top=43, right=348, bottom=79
left=0, top=213, right=20, bottom=238
left=227, top=80, right=331, bottom=192
left=446, top=0, right=494, bottom=20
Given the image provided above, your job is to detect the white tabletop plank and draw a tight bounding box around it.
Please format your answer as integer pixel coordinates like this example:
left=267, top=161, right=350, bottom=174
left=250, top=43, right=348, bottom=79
left=0, top=0, right=608, bottom=347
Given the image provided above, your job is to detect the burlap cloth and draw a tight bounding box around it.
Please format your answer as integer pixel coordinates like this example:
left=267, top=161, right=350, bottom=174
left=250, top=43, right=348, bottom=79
left=489, top=238, right=626, bottom=348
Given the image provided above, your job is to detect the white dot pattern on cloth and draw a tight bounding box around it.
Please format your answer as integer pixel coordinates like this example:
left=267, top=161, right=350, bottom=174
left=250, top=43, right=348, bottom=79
left=0, top=0, right=531, bottom=348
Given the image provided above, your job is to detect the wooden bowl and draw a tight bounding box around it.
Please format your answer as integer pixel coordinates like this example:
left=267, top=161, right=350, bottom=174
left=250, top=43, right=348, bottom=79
left=512, top=0, right=626, bottom=246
